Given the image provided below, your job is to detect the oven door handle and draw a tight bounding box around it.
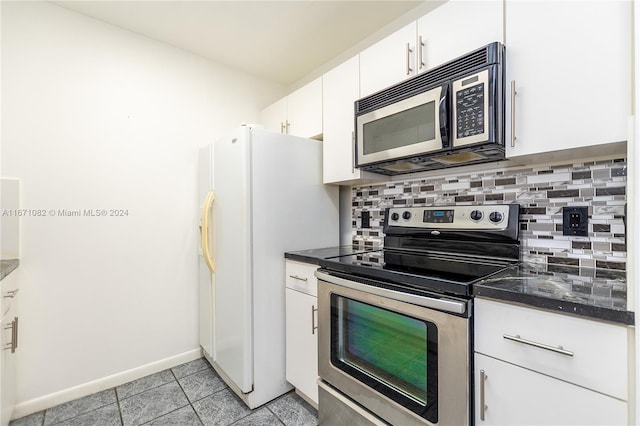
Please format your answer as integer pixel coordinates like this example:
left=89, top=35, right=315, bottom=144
left=315, top=270, right=467, bottom=315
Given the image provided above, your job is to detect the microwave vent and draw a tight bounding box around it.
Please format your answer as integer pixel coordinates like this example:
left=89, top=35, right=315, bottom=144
left=432, top=151, right=486, bottom=165
left=379, top=162, right=425, bottom=173
left=357, top=43, right=498, bottom=114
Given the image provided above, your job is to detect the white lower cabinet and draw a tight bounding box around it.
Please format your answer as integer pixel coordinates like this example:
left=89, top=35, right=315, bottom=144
left=285, top=260, right=319, bottom=405
left=475, top=353, right=627, bottom=425
left=285, top=288, right=318, bottom=405
left=1, top=299, right=18, bottom=426
left=474, top=298, right=629, bottom=425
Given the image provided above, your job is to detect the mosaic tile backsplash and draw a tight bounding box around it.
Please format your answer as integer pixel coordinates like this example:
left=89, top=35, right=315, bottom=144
left=352, top=158, right=627, bottom=270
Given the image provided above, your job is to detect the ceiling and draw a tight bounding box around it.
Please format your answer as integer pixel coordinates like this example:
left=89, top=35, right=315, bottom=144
left=51, top=1, right=438, bottom=86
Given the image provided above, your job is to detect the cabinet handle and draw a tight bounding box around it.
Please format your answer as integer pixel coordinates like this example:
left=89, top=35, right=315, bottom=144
left=280, top=122, right=286, bottom=134
left=4, top=317, right=17, bottom=353
left=289, top=275, right=308, bottom=282
left=351, top=131, right=356, bottom=174
left=3, top=289, right=19, bottom=298
left=285, top=120, right=291, bottom=134
left=311, top=305, right=318, bottom=335
left=14, top=316, right=18, bottom=350
left=480, top=369, right=487, bottom=421
left=406, top=43, right=413, bottom=75
left=503, top=334, right=574, bottom=357
left=510, top=80, right=517, bottom=147
left=418, top=35, right=425, bottom=70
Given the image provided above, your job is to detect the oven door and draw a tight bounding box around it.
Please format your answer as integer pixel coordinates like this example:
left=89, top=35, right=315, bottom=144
left=356, top=84, right=449, bottom=168
left=316, top=270, right=470, bottom=426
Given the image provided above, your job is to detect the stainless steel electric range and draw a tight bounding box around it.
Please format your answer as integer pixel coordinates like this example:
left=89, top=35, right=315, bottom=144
left=315, top=204, right=520, bottom=426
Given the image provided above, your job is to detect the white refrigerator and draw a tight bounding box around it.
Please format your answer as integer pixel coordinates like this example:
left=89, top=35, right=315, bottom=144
left=198, top=125, right=339, bottom=408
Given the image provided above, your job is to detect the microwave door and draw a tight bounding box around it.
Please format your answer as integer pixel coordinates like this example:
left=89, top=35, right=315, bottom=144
left=356, top=84, right=448, bottom=167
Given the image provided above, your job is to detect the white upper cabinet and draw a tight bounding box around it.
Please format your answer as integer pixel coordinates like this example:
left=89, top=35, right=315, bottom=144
left=323, top=56, right=360, bottom=184
left=359, top=22, right=417, bottom=97
left=323, top=56, right=385, bottom=185
left=417, top=0, right=503, bottom=70
left=505, top=0, right=632, bottom=158
left=259, top=98, right=287, bottom=135
left=359, top=1, right=504, bottom=98
left=259, top=78, right=323, bottom=139
left=287, top=78, right=323, bottom=139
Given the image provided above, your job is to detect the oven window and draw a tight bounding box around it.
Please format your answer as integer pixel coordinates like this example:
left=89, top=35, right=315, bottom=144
left=330, top=295, right=438, bottom=423
left=363, top=102, right=436, bottom=155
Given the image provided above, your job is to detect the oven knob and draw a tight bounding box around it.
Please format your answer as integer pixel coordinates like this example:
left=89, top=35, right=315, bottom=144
left=489, top=211, right=504, bottom=223
left=390, top=212, right=399, bottom=221
left=470, top=210, right=483, bottom=221
left=402, top=211, right=412, bottom=220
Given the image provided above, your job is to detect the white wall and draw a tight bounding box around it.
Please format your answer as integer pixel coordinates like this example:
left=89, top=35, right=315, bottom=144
left=1, top=1, right=284, bottom=415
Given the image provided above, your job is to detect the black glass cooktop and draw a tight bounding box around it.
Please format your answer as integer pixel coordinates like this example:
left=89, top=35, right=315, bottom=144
left=319, top=249, right=517, bottom=297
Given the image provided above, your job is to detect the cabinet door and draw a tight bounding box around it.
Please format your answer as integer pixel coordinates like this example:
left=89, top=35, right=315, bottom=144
left=359, top=22, right=417, bottom=97
left=505, top=0, right=631, bottom=158
left=323, top=56, right=360, bottom=184
left=1, top=302, right=18, bottom=426
left=417, top=0, right=503, bottom=72
left=258, top=97, right=287, bottom=134
left=287, top=77, right=323, bottom=139
left=475, top=353, right=627, bottom=426
left=285, top=288, right=318, bottom=404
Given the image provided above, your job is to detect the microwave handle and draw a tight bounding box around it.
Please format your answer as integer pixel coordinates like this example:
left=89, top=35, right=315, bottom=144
left=438, top=84, right=450, bottom=148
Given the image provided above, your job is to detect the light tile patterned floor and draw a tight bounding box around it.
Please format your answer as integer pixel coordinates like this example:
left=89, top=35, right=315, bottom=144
left=10, top=358, right=318, bottom=426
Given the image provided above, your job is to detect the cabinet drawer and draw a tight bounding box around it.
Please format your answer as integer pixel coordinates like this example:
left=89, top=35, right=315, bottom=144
left=1, top=269, right=19, bottom=317
left=285, top=260, right=318, bottom=296
left=475, top=353, right=627, bottom=425
left=475, top=298, right=628, bottom=400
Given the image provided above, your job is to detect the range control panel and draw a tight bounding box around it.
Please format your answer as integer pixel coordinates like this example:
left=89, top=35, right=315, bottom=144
left=387, top=205, right=512, bottom=230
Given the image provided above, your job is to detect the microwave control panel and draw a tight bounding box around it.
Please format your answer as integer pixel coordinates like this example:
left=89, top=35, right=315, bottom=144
left=456, top=80, right=485, bottom=138
left=452, top=68, right=491, bottom=146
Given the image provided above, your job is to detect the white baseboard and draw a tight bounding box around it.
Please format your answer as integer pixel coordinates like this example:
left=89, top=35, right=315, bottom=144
left=12, top=348, right=202, bottom=420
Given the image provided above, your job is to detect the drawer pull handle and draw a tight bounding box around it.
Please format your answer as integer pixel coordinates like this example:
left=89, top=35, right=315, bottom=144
left=289, top=275, right=308, bottom=282
left=510, top=80, right=517, bottom=147
left=311, top=305, right=318, bottom=335
left=3, top=289, right=19, bottom=298
left=480, top=369, right=487, bottom=421
left=503, top=334, right=574, bottom=357
left=4, top=317, right=17, bottom=353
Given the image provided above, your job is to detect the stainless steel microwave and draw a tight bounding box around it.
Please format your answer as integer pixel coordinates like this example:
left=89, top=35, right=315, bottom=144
left=355, top=42, right=505, bottom=175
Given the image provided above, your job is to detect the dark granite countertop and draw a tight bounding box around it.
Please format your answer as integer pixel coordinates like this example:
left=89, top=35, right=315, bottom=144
left=474, top=262, right=634, bottom=326
left=284, top=247, right=634, bottom=326
left=284, top=246, right=377, bottom=266
left=0, top=259, right=19, bottom=281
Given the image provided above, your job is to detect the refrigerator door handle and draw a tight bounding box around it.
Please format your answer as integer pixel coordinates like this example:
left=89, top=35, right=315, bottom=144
left=200, top=191, right=216, bottom=273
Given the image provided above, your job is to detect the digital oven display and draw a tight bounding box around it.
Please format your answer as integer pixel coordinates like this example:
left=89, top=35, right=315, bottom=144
left=423, top=209, right=454, bottom=223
